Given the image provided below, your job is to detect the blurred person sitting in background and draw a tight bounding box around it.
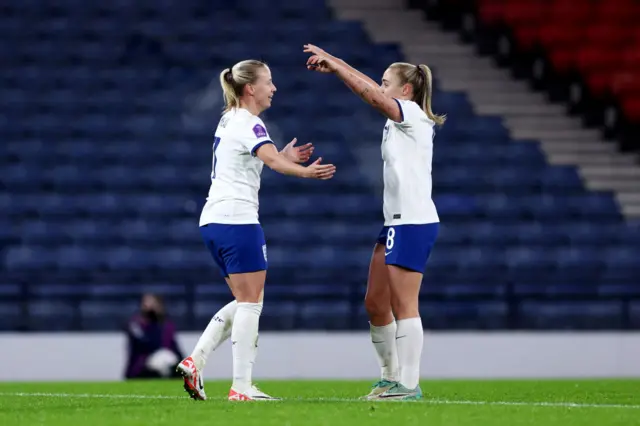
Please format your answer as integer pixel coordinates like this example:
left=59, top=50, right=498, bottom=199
left=124, top=293, right=184, bottom=379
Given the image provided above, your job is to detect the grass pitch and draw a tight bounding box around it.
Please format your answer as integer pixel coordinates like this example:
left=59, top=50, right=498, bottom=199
left=0, top=379, right=639, bottom=425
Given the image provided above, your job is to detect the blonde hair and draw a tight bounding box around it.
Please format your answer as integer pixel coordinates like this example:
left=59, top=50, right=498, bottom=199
left=388, top=62, right=446, bottom=126
left=219, top=60, right=267, bottom=113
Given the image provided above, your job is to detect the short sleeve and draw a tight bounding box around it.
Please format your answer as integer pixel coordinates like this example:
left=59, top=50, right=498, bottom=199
left=238, top=117, right=275, bottom=156
left=392, top=99, right=422, bottom=128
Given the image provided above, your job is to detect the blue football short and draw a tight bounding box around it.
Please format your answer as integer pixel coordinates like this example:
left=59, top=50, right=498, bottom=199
left=200, top=223, right=267, bottom=278
left=376, top=223, right=439, bottom=273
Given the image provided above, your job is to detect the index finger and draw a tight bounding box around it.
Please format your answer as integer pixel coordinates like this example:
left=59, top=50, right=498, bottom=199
left=304, top=44, right=323, bottom=54
left=315, top=164, right=335, bottom=171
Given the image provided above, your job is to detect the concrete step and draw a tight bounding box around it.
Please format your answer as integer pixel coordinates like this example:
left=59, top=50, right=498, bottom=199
left=472, top=92, right=550, bottom=106
left=504, top=116, right=583, bottom=131
left=617, top=192, right=640, bottom=205
left=620, top=205, right=640, bottom=218
left=511, top=128, right=603, bottom=141
left=580, top=166, right=640, bottom=179
left=546, top=152, right=638, bottom=167
left=584, top=178, right=640, bottom=191
left=477, top=104, right=565, bottom=116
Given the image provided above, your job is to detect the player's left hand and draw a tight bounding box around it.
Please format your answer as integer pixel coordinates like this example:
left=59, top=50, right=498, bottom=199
left=282, top=138, right=314, bottom=163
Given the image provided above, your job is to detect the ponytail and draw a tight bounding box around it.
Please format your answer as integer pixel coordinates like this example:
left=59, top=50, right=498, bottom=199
left=417, top=64, right=446, bottom=126
left=218, top=60, right=268, bottom=113
left=220, top=68, right=239, bottom=112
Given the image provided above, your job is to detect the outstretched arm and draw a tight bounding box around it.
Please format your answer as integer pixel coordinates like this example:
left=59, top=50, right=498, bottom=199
left=332, top=61, right=403, bottom=123
left=304, top=44, right=380, bottom=89
left=256, top=143, right=336, bottom=180
left=304, top=45, right=402, bottom=123
left=280, top=138, right=314, bottom=163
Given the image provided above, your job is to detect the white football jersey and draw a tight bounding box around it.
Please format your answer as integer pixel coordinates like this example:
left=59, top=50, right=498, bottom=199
left=381, top=98, right=439, bottom=226
left=199, top=108, right=274, bottom=226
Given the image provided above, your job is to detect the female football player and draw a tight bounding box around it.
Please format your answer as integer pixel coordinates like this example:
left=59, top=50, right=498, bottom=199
left=177, top=59, right=336, bottom=401
left=305, top=44, right=444, bottom=400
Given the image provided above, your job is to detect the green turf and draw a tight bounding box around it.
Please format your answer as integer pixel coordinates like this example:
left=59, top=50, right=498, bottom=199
left=0, top=380, right=639, bottom=426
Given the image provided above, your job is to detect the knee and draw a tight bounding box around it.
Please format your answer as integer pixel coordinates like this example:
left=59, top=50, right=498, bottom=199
left=231, top=276, right=264, bottom=303
left=365, top=293, right=392, bottom=322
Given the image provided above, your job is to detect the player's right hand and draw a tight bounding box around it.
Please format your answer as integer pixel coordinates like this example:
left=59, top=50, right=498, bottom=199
left=303, top=44, right=333, bottom=59
left=305, top=55, right=338, bottom=73
left=304, top=157, right=336, bottom=180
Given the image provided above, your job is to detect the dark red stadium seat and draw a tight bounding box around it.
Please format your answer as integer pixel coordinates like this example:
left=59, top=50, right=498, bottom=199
left=538, top=24, right=586, bottom=50
left=547, top=0, right=595, bottom=24
left=586, top=72, right=615, bottom=97
left=595, top=0, right=640, bottom=24
left=503, top=2, right=546, bottom=27
left=540, top=24, right=587, bottom=73
left=610, top=71, right=637, bottom=97
left=513, top=26, right=540, bottom=50
left=477, top=1, right=506, bottom=26
left=620, top=47, right=640, bottom=70
left=577, top=49, right=623, bottom=72
left=622, top=97, right=640, bottom=121
left=549, top=49, right=579, bottom=74
left=584, top=24, right=635, bottom=49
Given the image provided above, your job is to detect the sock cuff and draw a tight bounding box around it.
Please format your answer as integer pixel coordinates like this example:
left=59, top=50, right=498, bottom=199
left=220, top=300, right=238, bottom=314
left=370, top=320, right=396, bottom=330
left=370, top=321, right=397, bottom=337
left=236, top=302, right=263, bottom=315
left=396, top=317, right=422, bottom=331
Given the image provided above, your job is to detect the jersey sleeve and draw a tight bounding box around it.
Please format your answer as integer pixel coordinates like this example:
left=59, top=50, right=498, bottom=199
left=392, top=99, right=423, bottom=128
left=239, top=117, right=275, bottom=157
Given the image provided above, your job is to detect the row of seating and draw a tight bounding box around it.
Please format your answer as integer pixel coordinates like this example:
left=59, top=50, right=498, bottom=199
left=5, top=244, right=639, bottom=269
left=7, top=220, right=640, bottom=245
left=478, top=0, right=640, bottom=120
left=1, top=300, right=639, bottom=331
left=4, top=279, right=640, bottom=297
left=2, top=192, right=621, bottom=215
left=2, top=167, right=588, bottom=188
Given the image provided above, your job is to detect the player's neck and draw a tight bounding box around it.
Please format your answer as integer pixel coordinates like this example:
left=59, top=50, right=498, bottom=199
left=239, top=100, right=262, bottom=117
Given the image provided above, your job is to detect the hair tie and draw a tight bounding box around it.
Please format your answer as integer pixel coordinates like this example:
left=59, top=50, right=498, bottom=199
left=225, top=70, right=234, bottom=83
left=416, top=65, right=425, bottom=79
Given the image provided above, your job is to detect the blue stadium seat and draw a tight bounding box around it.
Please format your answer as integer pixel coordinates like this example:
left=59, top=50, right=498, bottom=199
left=519, top=301, right=625, bottom=329
left=0, top=303, right=23, bottom=331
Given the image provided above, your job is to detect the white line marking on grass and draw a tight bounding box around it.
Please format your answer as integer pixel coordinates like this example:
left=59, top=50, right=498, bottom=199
left=0, top=393, right=639, bottom=410
left=0, top=392, right=181, bottom=400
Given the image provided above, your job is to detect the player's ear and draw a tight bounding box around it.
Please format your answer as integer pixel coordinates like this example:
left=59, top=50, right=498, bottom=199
left=402, top=83, right=412, bottom=97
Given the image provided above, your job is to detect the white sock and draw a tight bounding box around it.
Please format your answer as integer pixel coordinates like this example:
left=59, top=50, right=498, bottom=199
left=250, top=303, right=263, bottom=365
left=231, top=302, right=263, bottom=393
left=191, top=300, right=237, bottom=370
left=370, top=321, right=400, bottom=382
left=396, top=317, right=424, bottom=390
